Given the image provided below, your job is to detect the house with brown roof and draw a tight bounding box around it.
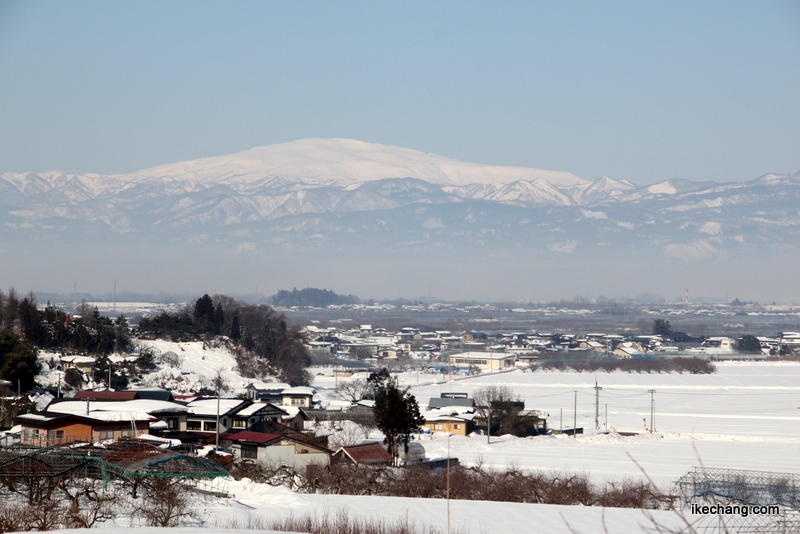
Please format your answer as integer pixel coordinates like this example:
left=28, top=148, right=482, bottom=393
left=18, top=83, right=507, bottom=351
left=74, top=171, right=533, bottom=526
left=332, top=442, right=393, bottom=466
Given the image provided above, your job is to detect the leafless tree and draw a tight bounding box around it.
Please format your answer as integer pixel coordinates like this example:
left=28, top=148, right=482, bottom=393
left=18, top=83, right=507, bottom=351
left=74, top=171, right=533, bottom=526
left=335, top=378, right=370, bottom=403
left=328, top=420, right=369, bottom=449
left=134, top=477, right=197, bottom=527
left=473, top=384, right=519, bottom=419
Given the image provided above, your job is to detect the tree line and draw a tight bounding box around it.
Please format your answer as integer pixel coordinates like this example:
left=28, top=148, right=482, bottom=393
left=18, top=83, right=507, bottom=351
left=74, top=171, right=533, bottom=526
left=271, top=287, right=359, bottom=308
left=138, top=293, right=312, bottom=386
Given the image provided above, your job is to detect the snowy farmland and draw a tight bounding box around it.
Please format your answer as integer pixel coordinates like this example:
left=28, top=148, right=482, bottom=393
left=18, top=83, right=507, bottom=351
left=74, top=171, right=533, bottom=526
left=32, top=345, right=800, bottom=533
left=313, top=361, right=800, bottom=490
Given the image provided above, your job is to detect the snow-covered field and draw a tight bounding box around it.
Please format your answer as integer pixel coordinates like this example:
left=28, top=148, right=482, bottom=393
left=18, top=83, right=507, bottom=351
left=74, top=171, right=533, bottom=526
left=32, top=346, right=800, bottom=533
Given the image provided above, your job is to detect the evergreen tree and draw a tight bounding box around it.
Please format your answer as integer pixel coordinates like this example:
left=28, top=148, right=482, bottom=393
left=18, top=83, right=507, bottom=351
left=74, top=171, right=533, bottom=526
left=373, top=376, right=425, bottom=465
left=652, top=319, right=673, bottom=338
left=0, top=333, right=40, bottom=393
left=229, top=311, right=241, bottom=341
left=193, top=294, right=216, bottom=334
left=738, top=334, right=761, bottom=353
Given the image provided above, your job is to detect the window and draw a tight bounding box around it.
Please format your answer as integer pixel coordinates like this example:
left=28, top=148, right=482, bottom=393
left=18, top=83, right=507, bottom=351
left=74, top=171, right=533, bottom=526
left=291, top=398, right=305, bottom=405
left=187, top=420, right=202, bottom=431
left=98, top=430, right=114, bottom=440
left=203, top=421, right=217, bottom=432
left=48, top=430, right=64, bottom=441
left=241, top=444, right=258, bottom=459
left=434, top=424, right=443, bottom=430
left=232, top=419, right=246, bottom=428
left=454, top=424, right=461, bottom=430
left=167, top=418, right=179, bottom=429
left=23, top=428, right=40, bottom=442
left=120, top=429, right=134, bottom=438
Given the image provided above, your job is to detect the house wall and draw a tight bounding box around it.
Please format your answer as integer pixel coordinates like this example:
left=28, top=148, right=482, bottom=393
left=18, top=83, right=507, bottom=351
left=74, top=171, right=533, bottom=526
left=258, top=442, right=329, bottom=469
left=423, top=420, right=470, bottom=435
left=20, top=421, right=93, bottom=446
left=449, top=355, right=515, bottom=371
left=281, top=395, right=311, bottom=407
left=91, top=421, right=150, bottom=441
left=233, top=441, right=330, bottom=469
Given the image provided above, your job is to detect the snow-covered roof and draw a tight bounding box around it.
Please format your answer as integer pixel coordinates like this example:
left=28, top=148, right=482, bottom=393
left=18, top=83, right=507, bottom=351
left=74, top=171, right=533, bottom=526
left=234, top=402, right=286, bottom=417
left=16, top=413, right=60, bottom=422
left=424, top=405, right=476, bottom=421
left=19, top=410, right=155, bottom=423
left=279, top=406, right=307, bottom=419
left=185, top=397, right=248, bottom=416
left=83, top=410, right=157, bottom=422
left=449, top=351, right=516, bottom=360
left=282, top=386, right=315, bottom=396
left=246, top=381, right=291, bottom=391
left=61, top=355, right=96, bottom=364
left=49, top=399, right=188, bottom=416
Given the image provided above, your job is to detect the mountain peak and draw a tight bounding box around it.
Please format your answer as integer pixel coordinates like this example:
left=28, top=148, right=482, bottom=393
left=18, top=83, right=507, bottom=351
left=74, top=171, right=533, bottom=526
left=130, top=138, right=588, bottom=188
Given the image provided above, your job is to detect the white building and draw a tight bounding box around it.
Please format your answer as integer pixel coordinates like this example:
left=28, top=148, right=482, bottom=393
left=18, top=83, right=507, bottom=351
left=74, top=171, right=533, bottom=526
left=448, top=351, right=516, bottom=372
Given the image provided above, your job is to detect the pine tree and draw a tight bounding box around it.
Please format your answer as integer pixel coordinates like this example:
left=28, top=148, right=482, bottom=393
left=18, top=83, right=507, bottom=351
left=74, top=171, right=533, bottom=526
left=373, top=376, right=425, bottom=465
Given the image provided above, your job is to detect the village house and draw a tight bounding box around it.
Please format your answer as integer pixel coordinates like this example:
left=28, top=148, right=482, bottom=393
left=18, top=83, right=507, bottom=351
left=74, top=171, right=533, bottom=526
left=281, top=386, right=315, bottom=407
left=422, top=410, right=475, bottom=436
left=60, top=355, right=96, bottom=374
left=226, top=430, right=331, bottom=469
left=333, top=442, right=393, bottom=466
left=14, top=410, right=155, bottom=446
left=184, top=397, right=286, bottom=434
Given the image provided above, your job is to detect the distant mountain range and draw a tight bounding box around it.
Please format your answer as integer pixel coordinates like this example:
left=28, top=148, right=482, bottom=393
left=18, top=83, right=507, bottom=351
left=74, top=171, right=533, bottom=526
left=2, top=139, right=799, bottom=300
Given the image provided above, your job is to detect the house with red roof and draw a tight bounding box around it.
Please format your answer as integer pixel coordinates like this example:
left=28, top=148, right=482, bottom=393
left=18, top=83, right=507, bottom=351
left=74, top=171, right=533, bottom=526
left=225, top=430, right=331, bottom=469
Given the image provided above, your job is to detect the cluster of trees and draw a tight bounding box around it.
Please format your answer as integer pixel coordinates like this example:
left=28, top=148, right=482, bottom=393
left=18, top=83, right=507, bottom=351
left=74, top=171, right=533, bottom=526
left=271, top=287, right=359, bottom=308
left=334, top=369, right=425, bottom=465
left=2, top=289, right=133, bottom=356
left=652, top=319, right=673, bottom=337
left=537, top=356, right=715, bottom=374
left=1, top=287, right=143, bottom=393
left=1, top=289, right=41, bottom=392
left=139, top=294, right=311, bottom=386
left=473, top=385, right=544, bottom=437
left=228, top=457, right=669, bottom=509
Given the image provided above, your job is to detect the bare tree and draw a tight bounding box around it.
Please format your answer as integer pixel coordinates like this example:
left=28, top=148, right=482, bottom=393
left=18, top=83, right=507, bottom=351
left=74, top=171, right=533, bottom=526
left=328, top=420, right=369, bottom=449
left=473, top=385, right=519, bottom=419
left=134, top=477, right=197, bottom=527
left=335, top=378, right=370, bottom=404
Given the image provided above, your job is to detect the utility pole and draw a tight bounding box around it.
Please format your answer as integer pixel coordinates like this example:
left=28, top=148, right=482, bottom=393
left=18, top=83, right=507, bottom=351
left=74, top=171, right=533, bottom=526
left=487, top=404, right=491, bottom=444
left=594, top=378, right=603, bottom=430
left=648, top=389, right=656, bottom=432
left=215, top=391, right=221, bottom=450
left=573, top=390, right=577, bottom=438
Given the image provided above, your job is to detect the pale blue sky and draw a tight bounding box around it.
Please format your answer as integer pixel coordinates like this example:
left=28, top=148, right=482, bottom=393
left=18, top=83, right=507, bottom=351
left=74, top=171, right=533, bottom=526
left=1, top=0, right=799, bottom=185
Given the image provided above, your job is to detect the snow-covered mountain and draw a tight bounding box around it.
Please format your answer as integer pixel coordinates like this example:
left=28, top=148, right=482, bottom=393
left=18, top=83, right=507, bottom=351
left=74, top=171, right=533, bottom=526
left=129, top=138, right=588, bottom=188
left=2, top=139, right=800, bottom=300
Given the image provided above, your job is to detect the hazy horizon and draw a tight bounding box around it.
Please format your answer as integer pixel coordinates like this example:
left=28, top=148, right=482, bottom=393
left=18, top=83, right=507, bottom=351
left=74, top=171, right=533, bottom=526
left=2, top=2, right=799, bottom=304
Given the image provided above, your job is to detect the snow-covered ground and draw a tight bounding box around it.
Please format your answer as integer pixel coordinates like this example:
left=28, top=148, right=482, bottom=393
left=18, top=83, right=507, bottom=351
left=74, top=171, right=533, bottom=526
left=30, top=347, right=800, bottom=533
left=312, top=362, right=800, bottom=489
left=43, top=479, right=691, bottom=534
